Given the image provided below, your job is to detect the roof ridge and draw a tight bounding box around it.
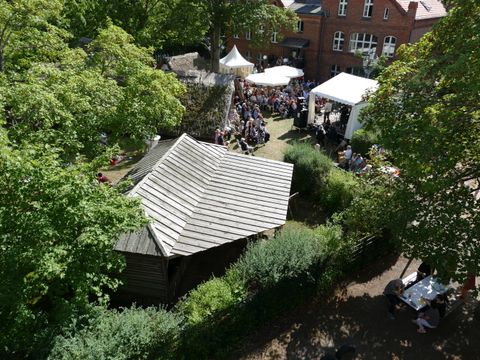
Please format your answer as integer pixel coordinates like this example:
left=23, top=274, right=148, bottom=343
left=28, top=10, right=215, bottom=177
left=170, top=140, right=229, bottom=255
left=128, top=134, right=187, bottom=198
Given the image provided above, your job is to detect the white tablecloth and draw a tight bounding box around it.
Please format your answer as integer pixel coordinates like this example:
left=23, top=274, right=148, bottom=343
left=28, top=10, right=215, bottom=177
left=400, top=276, right=448, bottom=311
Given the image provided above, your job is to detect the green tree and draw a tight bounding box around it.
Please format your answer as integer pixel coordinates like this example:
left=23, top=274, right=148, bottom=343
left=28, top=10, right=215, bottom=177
left=0, top=0, right=67, bottom=72
left=0, top=133, right=148, bottom=356
left=361, top=0, right=480, bottom=282
left=71, top=0, right=297, bottom=71
left=1, top=24, right=185, bottom=159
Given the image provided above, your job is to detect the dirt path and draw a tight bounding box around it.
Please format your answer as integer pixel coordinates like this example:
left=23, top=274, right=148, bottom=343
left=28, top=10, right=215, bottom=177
left=233, top=255, right=480, bottom=360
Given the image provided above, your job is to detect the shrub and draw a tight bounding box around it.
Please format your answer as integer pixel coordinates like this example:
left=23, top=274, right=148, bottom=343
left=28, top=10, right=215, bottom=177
left=50, top=306, right=182, bottom=360
left=178, top=276, right=247, bottom=326
left=351, top=129, right=378, bottom=156
left=284, top=142, right=332, bottom=198
left=321, top=168, right=360, bottom=215
left=233, top=222, right=340, bottom=289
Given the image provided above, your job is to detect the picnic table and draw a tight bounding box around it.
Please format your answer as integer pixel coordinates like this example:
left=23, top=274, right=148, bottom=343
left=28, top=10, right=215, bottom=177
left=401, top=275, right=449, bottom=311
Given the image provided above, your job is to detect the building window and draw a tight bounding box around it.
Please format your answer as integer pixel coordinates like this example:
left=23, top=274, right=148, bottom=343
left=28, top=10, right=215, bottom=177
left=245, top=51, right=252, bottom=61
left=363, top=0, right=374, bottom=18
left=330, top=65, right=341, bottom=78
left=271, top=30, right=278, bottom=43
left=233, top=34, right=239, bottom=39
left=246, top=30, right=251, bottom=40
left=332, top=31, right=345, bottom=51
left=382, top=36, right=396, bottom=57
left=259, top=25, right=265, bottom=34
left=346, top=66, right=362, bottom=76
left=257, top=53, right=264, bottom=63
left=297, top=21, right=304, bottom=33
left=383, top=7, right=389, bottom=20
left=349, top=33, right=378, bottom=53
left=338, top=0, right=348, bottom=16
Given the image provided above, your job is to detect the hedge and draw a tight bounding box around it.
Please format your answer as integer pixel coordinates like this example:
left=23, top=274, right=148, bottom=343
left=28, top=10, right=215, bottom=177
left=284, top=142, right=332, bottom=198
left=50, top=306, right=182, bottom=360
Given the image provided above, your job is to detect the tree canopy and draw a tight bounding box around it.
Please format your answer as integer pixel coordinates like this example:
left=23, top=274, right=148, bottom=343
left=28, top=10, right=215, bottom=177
left=60, top=0, right=297, bottom=71
left=362, top=0, right=480, bottom=282
left=0, top=15, right=185, bottom=159
left=0, top=131, right=148, bottom=355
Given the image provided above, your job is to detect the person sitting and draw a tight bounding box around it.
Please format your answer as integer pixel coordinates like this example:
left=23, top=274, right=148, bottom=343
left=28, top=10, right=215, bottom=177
left=350, top=154, right=364, bottom=172
left=413, top=297, right=441, bottom=333
left=96, top=172, right=110, bottom=184
left=341, top=145, right=353, bottom=169
left=384, top=278, right=405, bottom=320
left=316, top=125, right=326, bottom=148
left=239, top=138, right=254, bottom=155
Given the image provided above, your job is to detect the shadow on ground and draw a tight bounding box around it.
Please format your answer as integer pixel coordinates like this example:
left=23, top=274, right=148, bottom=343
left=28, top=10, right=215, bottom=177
left=232, top=255, right=480, bottom=360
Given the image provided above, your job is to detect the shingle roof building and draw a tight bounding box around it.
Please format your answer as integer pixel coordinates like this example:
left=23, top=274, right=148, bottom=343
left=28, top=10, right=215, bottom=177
left=116, top=134, right=293, bottom=257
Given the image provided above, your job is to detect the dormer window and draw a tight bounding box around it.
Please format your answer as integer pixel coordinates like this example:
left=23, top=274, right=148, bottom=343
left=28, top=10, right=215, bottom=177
left=363, top=0, right=374, bottom=18
left=338, top=0, right=348, bottom=16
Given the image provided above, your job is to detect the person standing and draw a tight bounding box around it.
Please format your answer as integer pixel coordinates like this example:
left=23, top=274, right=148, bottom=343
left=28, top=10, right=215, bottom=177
left=323, top=100, right=333, bottom=122
left=384, top=279, right=405, bottom=319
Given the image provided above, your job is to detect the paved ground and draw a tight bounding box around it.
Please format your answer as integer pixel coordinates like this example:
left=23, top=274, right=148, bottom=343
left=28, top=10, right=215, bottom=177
left=233, top=254, right=480, bottom=360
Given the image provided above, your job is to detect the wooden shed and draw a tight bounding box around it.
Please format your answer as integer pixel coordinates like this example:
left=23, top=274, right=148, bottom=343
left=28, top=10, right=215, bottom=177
left=115, top=134, right=293, bottom=303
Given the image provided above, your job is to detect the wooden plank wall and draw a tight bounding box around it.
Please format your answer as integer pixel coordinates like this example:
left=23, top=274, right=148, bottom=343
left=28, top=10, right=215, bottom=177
left=118, top=253, right=168, bottom=302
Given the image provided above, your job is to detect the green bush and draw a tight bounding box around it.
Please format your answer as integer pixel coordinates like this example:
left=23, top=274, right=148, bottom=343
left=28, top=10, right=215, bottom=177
left=351, top=128, right=378, bottom=156
left=321, top=168, right=360, bottom=215
left=232, top=222, right=341, bottom=289
left=50, top=306, right=182, bottom=360
left=284, top=142, right=332, bottom=198
left=178, top=276, right=247, bottom=326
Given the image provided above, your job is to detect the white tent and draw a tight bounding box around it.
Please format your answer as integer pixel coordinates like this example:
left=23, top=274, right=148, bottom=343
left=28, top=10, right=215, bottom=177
left=308, top=72, right=378, bottom=139
left=245, top=72, right=290, bottom=87
left=265, top=65, right=304, bottom=78
left=219, top=45, right=254, bottom=78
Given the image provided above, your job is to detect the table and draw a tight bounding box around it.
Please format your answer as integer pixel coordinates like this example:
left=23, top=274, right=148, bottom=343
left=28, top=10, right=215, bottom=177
left=400, top=276, right=449, bottom=311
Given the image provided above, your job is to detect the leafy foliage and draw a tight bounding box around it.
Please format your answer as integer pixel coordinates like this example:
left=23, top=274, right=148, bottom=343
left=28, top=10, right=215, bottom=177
left=284, top=142, right=333, bottom=198
left=50, top=306, right=182, bottom=360
left=233, top=222, right=342, bottom=289
left=321, top=168, right=360, bottom=215
left=178, top=276, right=247, bottom=326
left=0, top=137, right=147, bottom=356
left=361, top=0, right=480, bottom=282
left=0, top=19, right=185, bottom=159
left=351, top=128, right=378, bottom=156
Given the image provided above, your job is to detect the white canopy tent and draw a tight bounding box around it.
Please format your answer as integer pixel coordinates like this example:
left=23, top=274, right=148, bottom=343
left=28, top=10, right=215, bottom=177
left=265, top=65, right=304, bottom=79
left=245, top=72, right=290, bottom=87
left=219, top=45, right=254, bottom=78
left=308, top=72, right=378, bottom=139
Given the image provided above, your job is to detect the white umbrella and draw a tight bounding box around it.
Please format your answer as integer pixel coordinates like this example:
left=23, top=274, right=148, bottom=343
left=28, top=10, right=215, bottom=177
left=265, top=65, right=304, bottom=78
left=245, top=72, right=290, bottom=87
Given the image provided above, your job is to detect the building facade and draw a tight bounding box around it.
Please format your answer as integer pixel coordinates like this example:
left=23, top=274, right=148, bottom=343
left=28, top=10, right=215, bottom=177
left=228, top=0, right=446, bottom=82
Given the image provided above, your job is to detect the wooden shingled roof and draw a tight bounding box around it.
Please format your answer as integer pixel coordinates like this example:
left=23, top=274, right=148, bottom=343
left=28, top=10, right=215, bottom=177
left=115, top=134, right=293, bottom=258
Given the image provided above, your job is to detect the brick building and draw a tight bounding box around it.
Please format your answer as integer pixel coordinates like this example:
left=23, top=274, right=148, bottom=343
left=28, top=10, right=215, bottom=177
left=228, top=0, right=446, bottom=82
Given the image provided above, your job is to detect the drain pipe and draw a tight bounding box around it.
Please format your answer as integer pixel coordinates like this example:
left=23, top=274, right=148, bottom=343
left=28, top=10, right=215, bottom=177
left=316, top=9, right=329, bottom=81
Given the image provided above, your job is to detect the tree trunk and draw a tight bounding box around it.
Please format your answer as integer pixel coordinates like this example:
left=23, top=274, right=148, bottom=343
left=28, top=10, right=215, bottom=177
left=210, top=25, right=221, bottom=73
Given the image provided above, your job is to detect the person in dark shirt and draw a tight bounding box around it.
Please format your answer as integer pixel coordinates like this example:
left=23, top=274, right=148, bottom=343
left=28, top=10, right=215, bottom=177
left=416, top=262, right=433, bottom=281
left=384, top=279, right=405, bottom=319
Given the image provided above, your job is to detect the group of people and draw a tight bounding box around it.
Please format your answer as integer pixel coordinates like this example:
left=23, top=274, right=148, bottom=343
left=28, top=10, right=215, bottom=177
left=384, top=262, right=477, bottom=334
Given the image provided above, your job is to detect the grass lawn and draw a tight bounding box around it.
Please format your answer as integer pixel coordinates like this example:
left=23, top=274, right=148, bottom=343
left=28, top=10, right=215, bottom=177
left=104, top=114, right=317, bottom=183
left=231, top=114, right=315, bottom=161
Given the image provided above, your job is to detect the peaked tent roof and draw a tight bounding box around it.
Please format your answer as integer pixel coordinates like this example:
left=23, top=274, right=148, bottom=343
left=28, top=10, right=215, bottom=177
left=220, top=45, right=254, bottom=69
left=310, top=72, right=378, bottom=106
left=115, top=134, right=293, bottom=257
